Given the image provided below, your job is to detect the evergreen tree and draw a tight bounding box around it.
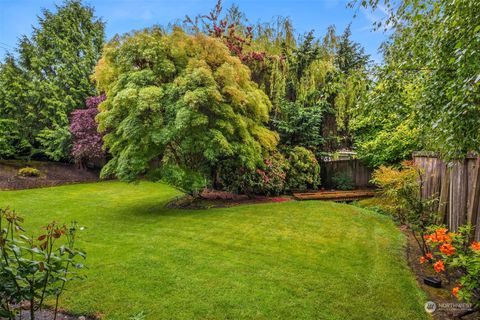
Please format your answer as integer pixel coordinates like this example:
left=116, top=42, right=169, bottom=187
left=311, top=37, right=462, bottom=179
left=0, top=0, right=104, bottom=160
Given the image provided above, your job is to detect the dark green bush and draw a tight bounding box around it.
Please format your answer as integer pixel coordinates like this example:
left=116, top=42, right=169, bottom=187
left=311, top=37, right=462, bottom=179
left=331, top=172, right=354, bottom=190
left=218, top=153, right=287, bottom=196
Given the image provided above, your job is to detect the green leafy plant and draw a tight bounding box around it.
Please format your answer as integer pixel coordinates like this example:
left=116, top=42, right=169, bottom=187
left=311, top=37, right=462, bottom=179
left=284, top=147, right=320, bottom=191
left=371, top=161, right=439, bottom=255
left=331, top=172, right=354, bottom=191
left=218, top=153, right=287, bottom=196
left=17, top=167, right=40, bottom=177
left=0, top=207, right=86, bottom=320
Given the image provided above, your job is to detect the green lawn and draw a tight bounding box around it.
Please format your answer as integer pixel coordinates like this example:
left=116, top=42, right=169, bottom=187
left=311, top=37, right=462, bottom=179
left=0, top=181, right=428, bottom=320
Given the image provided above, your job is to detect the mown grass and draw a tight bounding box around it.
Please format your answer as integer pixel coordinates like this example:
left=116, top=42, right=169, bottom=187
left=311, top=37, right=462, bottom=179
left=0, top=181, right=428, bottom=319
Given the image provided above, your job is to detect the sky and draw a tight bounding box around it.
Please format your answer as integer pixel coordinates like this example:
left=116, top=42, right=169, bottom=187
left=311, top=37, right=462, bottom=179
left=0, top=0, right=390, bottom=62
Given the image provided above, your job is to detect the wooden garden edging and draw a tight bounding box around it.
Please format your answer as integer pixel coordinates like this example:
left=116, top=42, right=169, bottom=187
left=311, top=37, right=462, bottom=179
left=293, top=190, right=374, bottom=201
left=413, top=152, right=480, bottom=240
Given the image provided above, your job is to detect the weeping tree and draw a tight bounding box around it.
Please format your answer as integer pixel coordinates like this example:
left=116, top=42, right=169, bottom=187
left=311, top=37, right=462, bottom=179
left=94, top=28, right=278, bottom=195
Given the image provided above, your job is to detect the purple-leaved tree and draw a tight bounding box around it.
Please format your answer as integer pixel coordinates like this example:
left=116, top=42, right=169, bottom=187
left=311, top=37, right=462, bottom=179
left=70, top=94, right=106, bottom=169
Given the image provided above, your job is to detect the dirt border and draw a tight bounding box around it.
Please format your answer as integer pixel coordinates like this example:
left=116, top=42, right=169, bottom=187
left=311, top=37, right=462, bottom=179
left=0, top=160, right=99, bottom=191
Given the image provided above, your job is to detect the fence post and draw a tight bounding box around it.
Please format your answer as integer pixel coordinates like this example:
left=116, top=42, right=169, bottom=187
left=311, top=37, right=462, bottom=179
left=467, top=157, right=480, bottom=234
left=438, top=164, right=450, bottom=224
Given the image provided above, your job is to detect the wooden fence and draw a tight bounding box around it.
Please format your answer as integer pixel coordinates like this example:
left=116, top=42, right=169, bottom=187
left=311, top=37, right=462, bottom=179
left=321, top=159, right=374, bottom=189
left=413, top=152, right=480, bottom=240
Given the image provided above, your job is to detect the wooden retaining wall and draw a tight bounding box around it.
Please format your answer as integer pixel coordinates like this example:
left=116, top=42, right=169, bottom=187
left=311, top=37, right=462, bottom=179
left=321, top=159, right=374, bottom=189
left=413, top=152, right=480, bottom=240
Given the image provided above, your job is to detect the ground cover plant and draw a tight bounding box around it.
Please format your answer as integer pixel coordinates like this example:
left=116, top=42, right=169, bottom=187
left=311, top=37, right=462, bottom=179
left=0, top=181, right=428, bottom=320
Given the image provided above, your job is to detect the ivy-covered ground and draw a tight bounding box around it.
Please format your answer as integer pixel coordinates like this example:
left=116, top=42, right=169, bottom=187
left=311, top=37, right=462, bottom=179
left=0, top=182, right=427, bottom=320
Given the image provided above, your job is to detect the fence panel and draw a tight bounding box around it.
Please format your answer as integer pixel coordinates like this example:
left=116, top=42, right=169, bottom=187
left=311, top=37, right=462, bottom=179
left=413, top=152, right=480, bottom=240
left=321, top=159, right=373, bottom=189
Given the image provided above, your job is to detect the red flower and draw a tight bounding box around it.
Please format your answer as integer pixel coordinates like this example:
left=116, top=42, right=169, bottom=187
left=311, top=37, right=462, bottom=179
left=425, top=253, right=433, bottom=260
left=434, top=260, right=445, bottom=273
left=419, top=256, right=427, bottom=264
left=439, top=243, right=456, bottom=256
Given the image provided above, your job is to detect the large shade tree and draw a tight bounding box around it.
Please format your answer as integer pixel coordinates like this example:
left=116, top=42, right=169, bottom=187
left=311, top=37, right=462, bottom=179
left=94, top=28, right=278, bottom=194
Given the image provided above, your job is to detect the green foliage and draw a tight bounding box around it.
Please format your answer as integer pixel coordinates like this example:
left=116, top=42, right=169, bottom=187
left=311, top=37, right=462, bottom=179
left=355, top=0, right=480, bottom=160
left=18, top=167, right=40, bottom=177
left=0, top=208, right=86, bottom=319
left=156, top=164, right=207, bottom=196
left=273, top=101, right=325, bottom=153
left=331, top=172, right=354, bottom=191
left=218, top=153, right=287, bottom=196
left=36, top=125, right=72, bottom=162
left=0, top=58, right=35, bottom=159
left=95, top=28, right=278, bottom=193
left=354, top=111, right=421, bottom=167
left=371, top=161, right=439, bottom=254
left=0, top=119, right=31, bottom=159
left=0, top=0, right=104, bottom=160
left=284, top=147, right=320, bottom=191
left=269, top=32, right=332, bottom=155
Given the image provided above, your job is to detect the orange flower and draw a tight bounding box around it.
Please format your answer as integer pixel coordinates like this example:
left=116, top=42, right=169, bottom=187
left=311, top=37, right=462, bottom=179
left=452, top=286, right=460, bottom=298
left=434, top=260, right=445, bottom=273
left=425, top=253, right=433, bottom=260
left=419, top=256, right=427, bottom=264
left=440, top=243, right=456, bottom=256
left=425, top=229, right=453, bottom=243
left=470, top=241, right=480, bottom=251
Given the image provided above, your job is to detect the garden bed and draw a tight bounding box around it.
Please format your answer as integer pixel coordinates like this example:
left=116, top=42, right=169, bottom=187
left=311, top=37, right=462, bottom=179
left=166, top=189, right=291, bottom=209
left=13, top=309, right=96, bottom=320
left=404, top=228, right=479, bottom=320
left=0, top=160, right=99, bottom=190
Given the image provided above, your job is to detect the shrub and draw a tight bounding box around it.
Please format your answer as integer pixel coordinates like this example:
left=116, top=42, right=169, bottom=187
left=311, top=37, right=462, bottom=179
left=218, top=153, right=287, bottom=196
left=331, top=172, right=354, bottom=190
left=421, top=225, right=479, bottom=309
left=371, top=161, right=439, bottom=254
left=18, top=167, right=40, bottom=177
left=0, top=208, right=86, bottom=319
left=70, top=94, right=106, bottom=168
left=285, top=147, right=320, bottom=191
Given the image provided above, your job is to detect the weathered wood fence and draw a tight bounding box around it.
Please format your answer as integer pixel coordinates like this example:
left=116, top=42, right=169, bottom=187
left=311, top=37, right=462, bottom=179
left=413, top=152, right=480, bottom=240
left=321, top=159, right=374, bottom=189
